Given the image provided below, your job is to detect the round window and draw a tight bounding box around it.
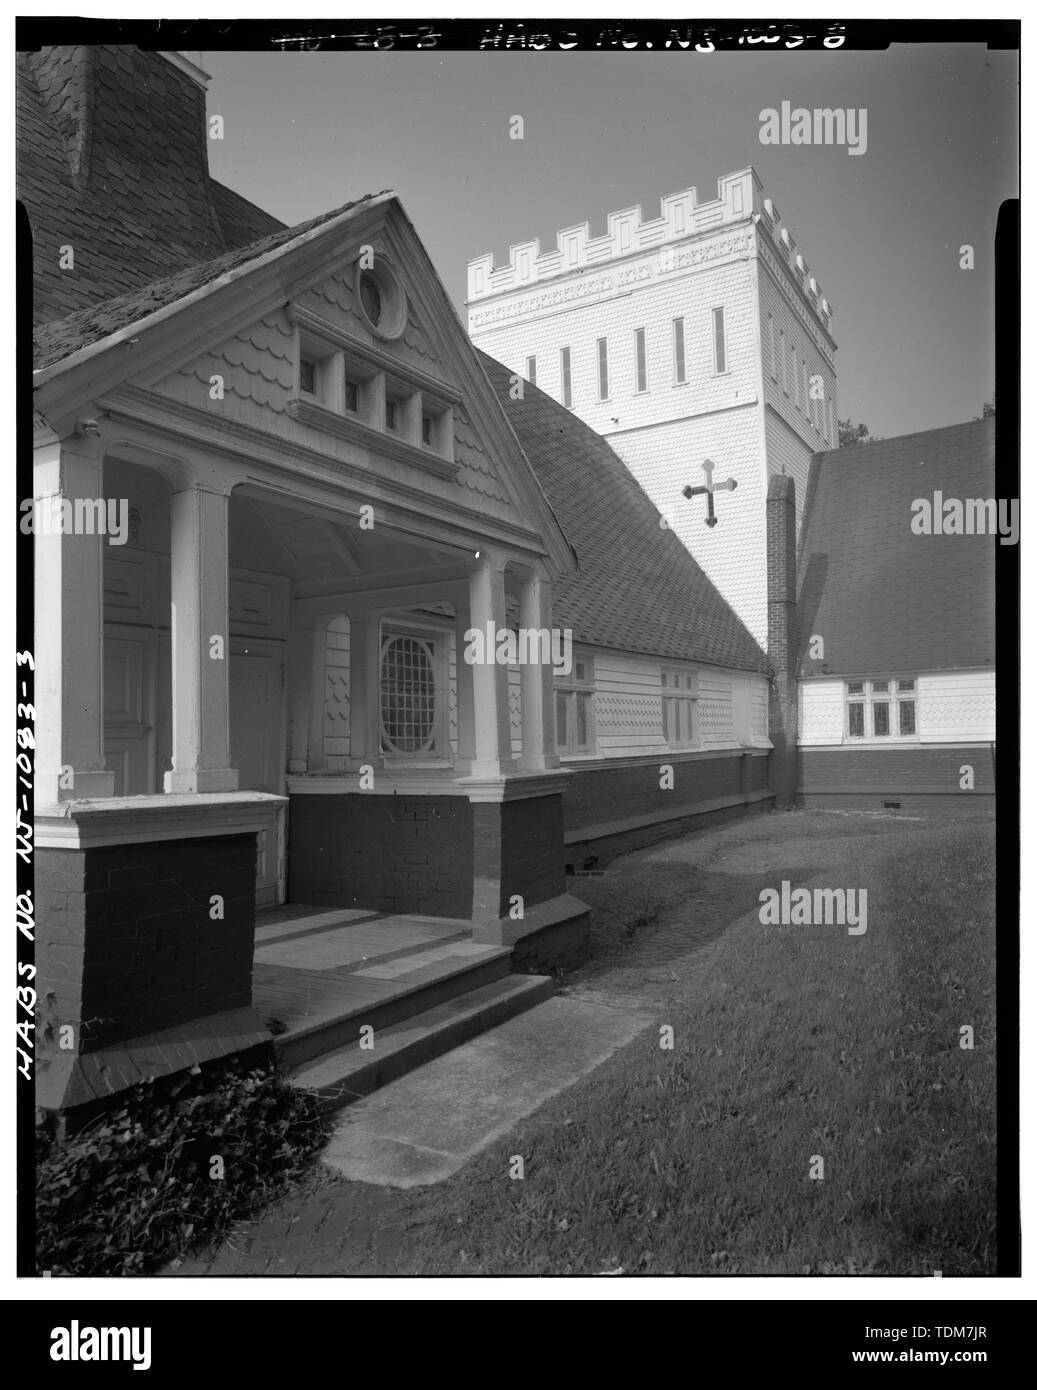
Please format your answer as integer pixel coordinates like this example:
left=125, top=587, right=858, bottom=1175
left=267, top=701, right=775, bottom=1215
left=359, top=271, right=382, bottom=327
left=355, top=259, right=405, bottom=339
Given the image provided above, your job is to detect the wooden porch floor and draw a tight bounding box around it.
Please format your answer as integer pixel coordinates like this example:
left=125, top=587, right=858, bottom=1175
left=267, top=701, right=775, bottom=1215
left=251, top=903, right=505, bottom=1040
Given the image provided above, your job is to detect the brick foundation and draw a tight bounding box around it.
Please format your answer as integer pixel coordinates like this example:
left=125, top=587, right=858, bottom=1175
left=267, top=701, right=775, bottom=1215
left=36, top=832, right=269, bottom=1115
left=288, top=790, right=568, bottom=922
left=560, top=751, right=772, bottom=864
left=798, top=744, right=995, bottom=815
left=287, top=794, right=474, bottom=917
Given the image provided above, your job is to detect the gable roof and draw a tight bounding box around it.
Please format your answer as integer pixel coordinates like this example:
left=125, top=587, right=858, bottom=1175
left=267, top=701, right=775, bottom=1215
left=32, top=197, right=382, bottom=372
left=19, top=48, right=287, bottom=327
left=479, top=353, right=768, bottom=673
left=796, top=417, right=996, bottom=676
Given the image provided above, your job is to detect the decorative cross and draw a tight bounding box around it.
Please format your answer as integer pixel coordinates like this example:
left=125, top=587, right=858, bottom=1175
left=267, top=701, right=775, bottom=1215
left=682, top=458, right=738, bottom=528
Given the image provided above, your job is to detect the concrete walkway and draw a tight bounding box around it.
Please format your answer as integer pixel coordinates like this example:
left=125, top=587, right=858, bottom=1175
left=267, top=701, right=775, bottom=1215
left=321, top=991, right=655, bottom=1186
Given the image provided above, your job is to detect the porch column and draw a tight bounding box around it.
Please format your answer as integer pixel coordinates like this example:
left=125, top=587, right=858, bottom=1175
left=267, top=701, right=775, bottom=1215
left=518, top=569, right=559, bottom=772
left=164, top=482, right=238, bottom=793
left=346, top=612, right=382, bottom=766
left=467, top=558, right=515, bottom=778
left=454, top=599, right=476, bottom=770
left=34, top=437, right=116, bottom=804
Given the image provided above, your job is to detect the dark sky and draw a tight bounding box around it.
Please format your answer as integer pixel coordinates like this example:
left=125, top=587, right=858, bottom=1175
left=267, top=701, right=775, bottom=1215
left=202, top=43, right=1017, bottom=439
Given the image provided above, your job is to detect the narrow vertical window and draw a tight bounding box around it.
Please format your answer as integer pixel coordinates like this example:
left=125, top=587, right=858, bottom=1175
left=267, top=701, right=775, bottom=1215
left=778, top=330, right=786, bottom=392
left=525, top=355, right=537, bottom=386
left=634, top=328, right=647, bottom=393
left=712, top=307, right=727, bottom=374
left=300, top=356, right=318, bottom=396
left=768, top=315, right=777, bottom=379
left=794, top=350, right=802, bottom=408
left=560, top=346, right=572, bottom=408
left=673, top=316, right=686, bottom=384
left=597, top=337, right=609, bottom=400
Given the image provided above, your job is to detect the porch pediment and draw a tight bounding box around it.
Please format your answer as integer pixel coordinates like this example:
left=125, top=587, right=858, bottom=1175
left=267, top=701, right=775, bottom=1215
left=37, top=193, right=576, bottom=579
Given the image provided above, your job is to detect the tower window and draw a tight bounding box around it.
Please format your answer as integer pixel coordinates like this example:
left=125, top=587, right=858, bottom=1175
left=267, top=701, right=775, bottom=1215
left=634, top=328, right=647, bottom=393
left=525, top=355, right=537, bottom=386
left=344, top=376, right=360, bottom=412
left=712, top=307, right=727, bottom=375
left=768, top=315, right=777, bottom=380
left=597, top=337, right=609, bottom=400
left=560, top=346, right=572, bottom=408
left=385, top=398, right=398, bottom=431
left=673, top=317, right=686, bottom=385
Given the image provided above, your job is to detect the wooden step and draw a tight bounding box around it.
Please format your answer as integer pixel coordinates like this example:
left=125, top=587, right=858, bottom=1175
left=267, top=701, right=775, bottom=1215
left=273, top=944, right=515, bottom=1071
left=290, top=972, right=555, bottom=1114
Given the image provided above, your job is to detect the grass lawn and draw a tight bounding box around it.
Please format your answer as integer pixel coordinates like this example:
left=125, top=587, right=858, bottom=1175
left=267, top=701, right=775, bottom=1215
left=400, top=817, right=996, bottom=1276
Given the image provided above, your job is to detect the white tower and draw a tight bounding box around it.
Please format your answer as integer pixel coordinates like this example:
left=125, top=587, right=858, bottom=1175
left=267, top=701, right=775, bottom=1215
left=467, top=168, right=838, bottom=649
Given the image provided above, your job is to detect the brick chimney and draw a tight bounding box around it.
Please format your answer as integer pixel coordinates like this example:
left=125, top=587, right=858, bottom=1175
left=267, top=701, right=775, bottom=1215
left=767, top=473, right=799, bottom=806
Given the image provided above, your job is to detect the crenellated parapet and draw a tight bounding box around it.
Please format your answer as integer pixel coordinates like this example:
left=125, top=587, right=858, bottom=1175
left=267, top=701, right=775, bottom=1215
left=755, top=190, right=833, bottom=333
left=467, top=166, right=832, bottom=334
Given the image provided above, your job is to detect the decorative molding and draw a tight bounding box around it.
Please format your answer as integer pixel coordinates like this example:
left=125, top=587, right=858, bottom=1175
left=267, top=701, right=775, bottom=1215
left=35, top=791, right=287, bottom=849
left=286, top=397, right=460, bottom=480
left=468, top=165, right=835, bottom=343
left=470, top=231, right=752, bottom=333
left=98, top=384, right=551, bottom=560
left=757, top=241, right=837, bottom=358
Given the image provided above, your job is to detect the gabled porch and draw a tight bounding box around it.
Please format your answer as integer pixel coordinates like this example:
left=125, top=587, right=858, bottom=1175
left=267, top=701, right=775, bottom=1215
left=34, top=423, right=588, bottom=1119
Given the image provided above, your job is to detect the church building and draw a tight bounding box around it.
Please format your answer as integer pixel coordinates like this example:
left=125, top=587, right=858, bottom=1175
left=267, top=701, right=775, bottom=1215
left=23, top=46, right=994, bottom=1122
left=25, top=46, right=773, bottom=1120
left=470, top=173, right=996, bottom=818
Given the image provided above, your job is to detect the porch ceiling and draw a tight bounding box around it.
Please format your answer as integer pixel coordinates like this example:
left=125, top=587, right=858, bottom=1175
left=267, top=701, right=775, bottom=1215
left=231, top=493, right=465, bottom=595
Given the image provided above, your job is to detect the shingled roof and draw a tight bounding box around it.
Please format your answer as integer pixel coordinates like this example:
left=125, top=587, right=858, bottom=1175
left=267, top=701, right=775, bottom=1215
left=796, top=417, right=996, bottom=676
left=32, top=197, right=381, bottom=371
left=480, top=353, right=768, bottom=674
left=19, top=47, right=287, bottom=327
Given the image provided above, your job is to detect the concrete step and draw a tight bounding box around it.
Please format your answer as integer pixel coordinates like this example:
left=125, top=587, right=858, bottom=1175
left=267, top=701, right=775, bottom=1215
left=290, top=972, right=555, bottom=1114
left=274, top=945, right=515, bottom=1071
